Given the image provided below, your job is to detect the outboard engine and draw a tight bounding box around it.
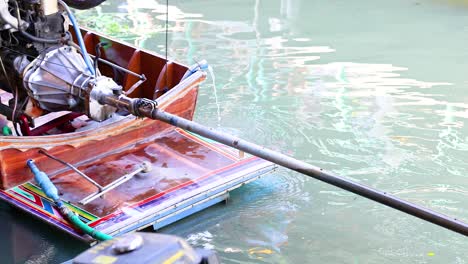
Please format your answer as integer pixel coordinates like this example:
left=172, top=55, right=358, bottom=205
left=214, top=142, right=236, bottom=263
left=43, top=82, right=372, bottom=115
left=0, top=0, right=130, bottom=131
left=21, top=44, right=118, bottom=121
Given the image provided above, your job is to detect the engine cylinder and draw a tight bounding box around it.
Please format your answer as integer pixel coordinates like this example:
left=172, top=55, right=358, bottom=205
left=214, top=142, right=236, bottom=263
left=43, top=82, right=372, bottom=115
left=23, top=45, right=118, bottom=121
left=23, top=46, right=92, bottom=112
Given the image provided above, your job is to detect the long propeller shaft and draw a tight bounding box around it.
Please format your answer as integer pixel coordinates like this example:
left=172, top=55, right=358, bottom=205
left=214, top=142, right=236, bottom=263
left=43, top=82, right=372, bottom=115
left=144, top=107, right=468, bottom=237
left=100, top=92, right=468, bottom=236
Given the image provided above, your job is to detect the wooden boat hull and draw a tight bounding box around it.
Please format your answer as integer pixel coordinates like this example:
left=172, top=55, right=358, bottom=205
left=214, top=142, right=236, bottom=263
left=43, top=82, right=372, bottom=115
left=0, top=128, right=275, bottom=242
left=0, top=28, right=204, bottom=190
left=0, top=28, right=276, bottom=242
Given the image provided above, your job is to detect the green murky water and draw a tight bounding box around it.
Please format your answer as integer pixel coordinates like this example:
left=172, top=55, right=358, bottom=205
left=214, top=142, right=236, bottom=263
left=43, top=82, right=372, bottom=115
left=1, top=0, right=468, bottom=263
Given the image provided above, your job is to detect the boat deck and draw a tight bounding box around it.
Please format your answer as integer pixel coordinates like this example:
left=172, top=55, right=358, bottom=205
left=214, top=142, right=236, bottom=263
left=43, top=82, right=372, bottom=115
left=0, top=128, right=275, bottom=243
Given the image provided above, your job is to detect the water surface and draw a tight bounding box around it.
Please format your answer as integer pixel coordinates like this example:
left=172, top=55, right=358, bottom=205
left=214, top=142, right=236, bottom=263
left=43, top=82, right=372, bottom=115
left=2, top=0, right=468, bottom=263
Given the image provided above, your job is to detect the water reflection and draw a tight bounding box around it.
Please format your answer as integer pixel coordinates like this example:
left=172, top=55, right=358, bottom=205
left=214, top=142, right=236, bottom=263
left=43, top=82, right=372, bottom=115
left=75, top=1, right=468, bottom=262
left=0, top=201, right=85, bottom=263
left=3, top=0, right=468, bottom=263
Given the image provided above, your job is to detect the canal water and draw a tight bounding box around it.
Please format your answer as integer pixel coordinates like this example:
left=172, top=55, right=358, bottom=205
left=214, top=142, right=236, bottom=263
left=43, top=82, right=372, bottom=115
left=1, top=0, right=468, bottom=263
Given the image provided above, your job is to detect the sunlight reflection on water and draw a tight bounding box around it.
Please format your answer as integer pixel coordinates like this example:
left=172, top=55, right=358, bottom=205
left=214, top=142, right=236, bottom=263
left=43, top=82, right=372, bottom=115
left=75, top=2, right=468, bottom=262
left=2, top=0, right=468, bottom=263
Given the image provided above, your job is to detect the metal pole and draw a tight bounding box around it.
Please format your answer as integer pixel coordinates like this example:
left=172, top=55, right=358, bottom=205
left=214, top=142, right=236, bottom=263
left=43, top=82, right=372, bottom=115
left=39, top=150, right=103, bottom=191
left=143, top=107, right=468, bottom=237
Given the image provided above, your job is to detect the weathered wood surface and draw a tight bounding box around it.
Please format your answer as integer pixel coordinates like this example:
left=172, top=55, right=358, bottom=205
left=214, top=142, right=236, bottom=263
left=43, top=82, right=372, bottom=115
left=0, top=28, right=205, bottom=190
left=55, top=128, right=237, bottom=217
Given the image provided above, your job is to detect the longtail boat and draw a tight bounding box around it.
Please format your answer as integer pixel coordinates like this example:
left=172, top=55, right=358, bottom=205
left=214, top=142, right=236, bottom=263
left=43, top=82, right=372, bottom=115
left=2, top=1, right=464, bottom=251
left=0, top=28, right=275, bottom=242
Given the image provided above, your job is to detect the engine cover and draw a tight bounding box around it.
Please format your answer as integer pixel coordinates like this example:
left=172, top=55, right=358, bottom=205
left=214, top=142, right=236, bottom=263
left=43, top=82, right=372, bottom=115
left=22, top=45, right=118, bottom=121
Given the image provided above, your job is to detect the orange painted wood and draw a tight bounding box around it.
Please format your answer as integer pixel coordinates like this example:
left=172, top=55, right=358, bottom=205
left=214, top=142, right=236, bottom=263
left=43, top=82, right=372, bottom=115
left=54, top=128, right=235, bottom=217
left=154, top=62, right=174, bottom=99
left=123, top=50, right=141, bottom=97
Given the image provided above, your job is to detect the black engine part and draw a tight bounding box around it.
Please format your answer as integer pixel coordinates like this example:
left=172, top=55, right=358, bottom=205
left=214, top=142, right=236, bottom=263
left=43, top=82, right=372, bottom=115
left=63, top=0, right=106, bottom=10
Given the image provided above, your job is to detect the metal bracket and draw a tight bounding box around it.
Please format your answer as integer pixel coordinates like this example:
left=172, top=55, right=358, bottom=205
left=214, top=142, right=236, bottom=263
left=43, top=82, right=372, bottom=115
left=79, top=161, right=152, bottom=205
left=38, top=150, right=152, bottom=205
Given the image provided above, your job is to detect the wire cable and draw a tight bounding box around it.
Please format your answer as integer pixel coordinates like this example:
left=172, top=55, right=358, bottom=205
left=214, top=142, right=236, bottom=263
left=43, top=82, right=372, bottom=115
left=58, top=0, right=95, bottom=75
left=0, top=55, right=20, bottom=135
left=13, top=1, right=65, bottom=44
left=164, top=0, right=169, bottom=88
